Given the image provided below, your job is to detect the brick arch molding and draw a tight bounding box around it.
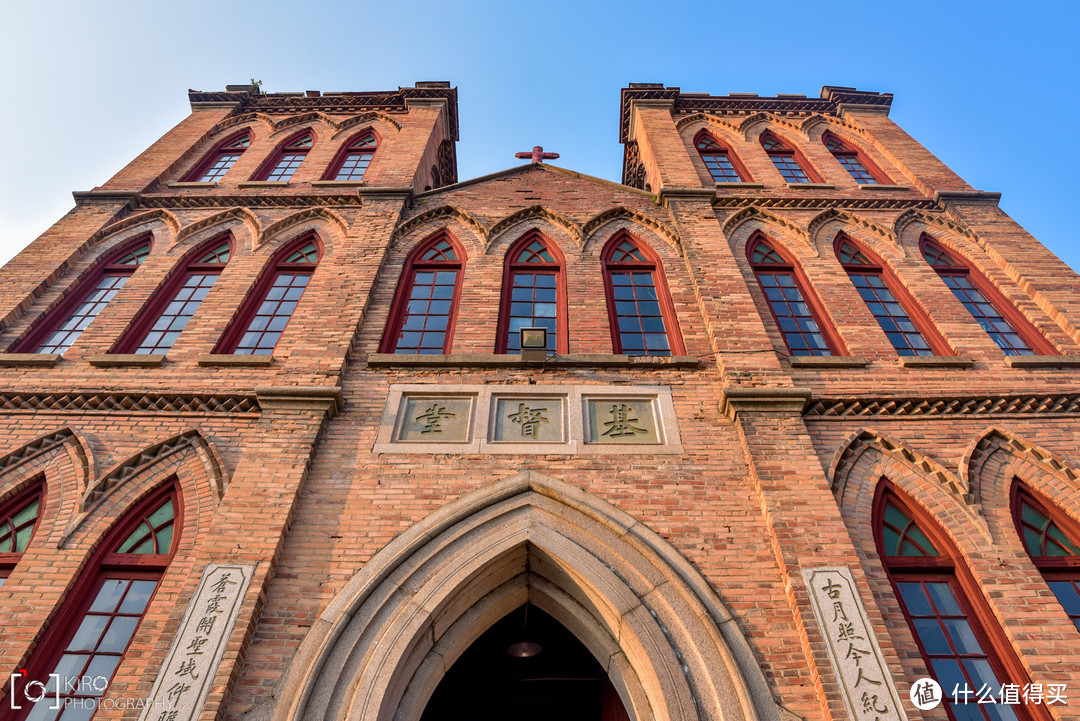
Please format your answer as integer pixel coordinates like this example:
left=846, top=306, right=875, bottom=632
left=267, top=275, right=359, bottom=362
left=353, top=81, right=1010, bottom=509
left=263, top=470, right=781, bottom=721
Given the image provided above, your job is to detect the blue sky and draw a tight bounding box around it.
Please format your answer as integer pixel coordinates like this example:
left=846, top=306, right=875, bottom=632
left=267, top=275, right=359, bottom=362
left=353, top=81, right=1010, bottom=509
left=1, top=0, right=1077, bottom=270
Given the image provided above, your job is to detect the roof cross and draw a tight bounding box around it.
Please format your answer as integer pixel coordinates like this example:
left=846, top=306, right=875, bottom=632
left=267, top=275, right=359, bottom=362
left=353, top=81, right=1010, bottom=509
left=515, top=145, right=560, bottom=164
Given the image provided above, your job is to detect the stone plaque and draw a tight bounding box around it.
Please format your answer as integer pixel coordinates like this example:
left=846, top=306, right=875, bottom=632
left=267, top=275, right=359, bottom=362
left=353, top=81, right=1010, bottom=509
left=138, top=563, right=254, bottom=721
left=395, top=397, right=474, bottom=443
left=493, top=397, right=565, bottom=443
left=802, top=566, right=907, bottom=721
left=584, top=398, right=659, bottom=444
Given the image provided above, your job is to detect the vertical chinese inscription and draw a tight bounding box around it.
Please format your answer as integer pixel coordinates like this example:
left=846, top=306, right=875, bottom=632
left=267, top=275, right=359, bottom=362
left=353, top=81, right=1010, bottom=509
left=493, top=397, right=565, bottom=443
left=396, top=397, right=473, bottom=442
left=138, top=564, right=254, bottom=721
left=803, top=567, right=908, bottom=721
left=584, top=398, right=659, bottom=444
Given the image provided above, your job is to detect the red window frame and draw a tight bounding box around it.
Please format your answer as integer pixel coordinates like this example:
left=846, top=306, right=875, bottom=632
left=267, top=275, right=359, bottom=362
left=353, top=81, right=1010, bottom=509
left=323, top=129, right=380, bottom=181
left=496, top=231, right=567, bottom=354
left=760, top=131, right=823, bottom=184
left=874, top=484, right=1045, bottom=721
left=920, top=235, right=1054, bottom=356
left=834, top=234, right=947, bottom=356
left=822, top=131, right=889, bottom=184
left=113, top=235, right=233, bottom=355
left=601, top=232, right=684, bottom=356
left=252, top=129, right=315, bottom=182
left=182, top=129, right=251, bottom=183
left=0, top=481, right=45, bottom=587
left=214, top=234, right=321, bottom=355
left=747, top=232, right=842, bottom=356
left=1010, top=482, right=1080, bottom=631
left=380, top=232, right=466, bottom=354
left=12, top=236, right=153, bottom=354
left=15, top=483, right=180, bottom=721
left=694, top=131, right=751, bottom=183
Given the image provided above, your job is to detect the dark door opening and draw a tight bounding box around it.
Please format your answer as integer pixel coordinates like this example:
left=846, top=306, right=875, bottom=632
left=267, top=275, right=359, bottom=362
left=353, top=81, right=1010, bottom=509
left=420, top=604, right=630, bottom=721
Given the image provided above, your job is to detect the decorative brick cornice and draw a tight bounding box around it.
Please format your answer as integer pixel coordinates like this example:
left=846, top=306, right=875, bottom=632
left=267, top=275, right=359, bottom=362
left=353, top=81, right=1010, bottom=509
left=255, top=385, right=342, bottom=416
left=713, top=196, right=936, bottom=211
left=720, top=386, right=812, bottom=420
left=619, top=84, right=892, bottom=142
left=0, top=391, right=259, bottom=415
left=135, top=194, right=361, bottom=210
left=804, top=394, right=1080, bottom=418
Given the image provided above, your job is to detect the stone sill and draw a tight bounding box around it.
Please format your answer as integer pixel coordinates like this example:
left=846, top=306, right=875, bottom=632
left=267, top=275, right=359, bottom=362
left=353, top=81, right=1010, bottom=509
left=168, top=182, right=217, bottom=189
left=87, top=354, right=165, bottom=368
left=237, top=181, right=289, bottom=188
left=788, top=356, right=869, bottom=368
left=786, top=183, right=835, bottom=190
left=198, top=354, right=274, bottom=367
left=0, top=353, right=60, bottom=368
left=898, top=356, right=974, bottom=369
left=366, top=353, right=701, bottom=368
left=310, top=180, right=366, bottom=187
left=715, top=182, right=766, bottom=189
left=1005, top=355, right=1080, bottom=369
left=859, top=184, right=910, bottom=191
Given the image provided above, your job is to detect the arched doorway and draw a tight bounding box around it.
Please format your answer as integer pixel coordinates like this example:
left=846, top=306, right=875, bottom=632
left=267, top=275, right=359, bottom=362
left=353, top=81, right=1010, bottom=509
left=268, top=471, right=780, bottom=721
left=421, top=603, right=629, bottom=721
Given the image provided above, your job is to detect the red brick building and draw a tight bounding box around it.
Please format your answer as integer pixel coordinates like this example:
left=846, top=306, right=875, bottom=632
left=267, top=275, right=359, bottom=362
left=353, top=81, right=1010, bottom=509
left=0, top=81, right=1078, bottom=721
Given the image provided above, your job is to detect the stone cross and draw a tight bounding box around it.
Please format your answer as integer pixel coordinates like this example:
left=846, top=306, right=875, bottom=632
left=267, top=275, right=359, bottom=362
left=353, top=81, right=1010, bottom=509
left=515, top=145, right=560, bottom=164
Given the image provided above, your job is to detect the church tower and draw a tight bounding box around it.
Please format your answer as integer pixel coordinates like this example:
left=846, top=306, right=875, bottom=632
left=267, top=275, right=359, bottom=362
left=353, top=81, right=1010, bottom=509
left=0, top=81, right=1077, bottom=721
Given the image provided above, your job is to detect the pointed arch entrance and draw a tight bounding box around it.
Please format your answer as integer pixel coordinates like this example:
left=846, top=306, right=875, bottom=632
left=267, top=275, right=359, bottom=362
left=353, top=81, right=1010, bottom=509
left=269, top=472, right=779, bottom=721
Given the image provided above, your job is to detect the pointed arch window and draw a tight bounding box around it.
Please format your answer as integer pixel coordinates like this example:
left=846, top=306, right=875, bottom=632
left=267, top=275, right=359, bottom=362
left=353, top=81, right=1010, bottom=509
left=116, top=236, right=232, bottom=355
left=695, top=133, right=749, bottom=183
left=0, top=484, right=43, bottom=589
left=18, top=484, right=178, bottom=720
left=14, top=237, right=153, bottom=355
left=761, top=132, right=820, bottom=184
left=381, top=233, right=465, bottom=354
left=1011, top=484, right=1080, bottom=631
left=602, top=234, right=683, bottom=356
left=325, top=130, right=378, bottom=181
left=497, top=233, right=566, bottom=353
left=256, top=130, right=314, bottom=182
left=921, top=236, right=1051, bottom=356
left=876, top=487, right=1033, bottom=721
left=748, top=234, right=837, bottom=356
left=183, top=131, right=250, bottom=183
left=217, top=236, right=320, bottom=355
left=835, top=235, right=941, bottom=356
left=823, top=132, right=887, bottom=184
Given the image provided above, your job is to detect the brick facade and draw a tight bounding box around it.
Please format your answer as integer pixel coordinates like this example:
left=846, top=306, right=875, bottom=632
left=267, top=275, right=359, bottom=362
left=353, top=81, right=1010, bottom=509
left=0, top=81, right=1078, bottom=721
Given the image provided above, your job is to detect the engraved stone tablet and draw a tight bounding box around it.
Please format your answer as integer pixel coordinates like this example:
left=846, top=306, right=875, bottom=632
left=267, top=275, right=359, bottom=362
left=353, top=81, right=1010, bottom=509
left=395, top=397, right=473, bottom=443
left=802, top=566, right=908, bottom=721
left=584, top=398, right=659, bottom=444
left=138, top=563, right=254, bottom=721
left=493, top=397, right=565, bottom=443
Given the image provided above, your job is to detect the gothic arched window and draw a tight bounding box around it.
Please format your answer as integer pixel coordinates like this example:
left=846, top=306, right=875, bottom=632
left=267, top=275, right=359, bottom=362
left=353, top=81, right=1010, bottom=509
left=834, top=235, right=941, bottom=356
left=1011, top=483, right=1080, bottom=631
left=324, top=130, right=379, bottom=181
left=115, top=236, right=232, bottom=355
left=0, top=483, right=43, bottom=589
left=748, top=233, right=838, bottom=356
left=695, top=132, right=749, bottom=183
left=381, top=233, right=465, bottom=354
left=18, top=483, right=179, bottom=719
left=761, top=131, right=820, bottom=184
left=602, top=233, right=682, bottom=356
left=256, top=129, right=314, bottom=182
left=183, top=130, right=251, bottom=183
left=217, top=235, right=321, bottom=355
left=497, top=232, right=566, bottom=354
left=920, top=235, right=1051, bottom=356
left=875, top=486, right=1031, bottom=721
left=14, top=236, right=153, bottom=355
left=823, top=132, right=887, bottom=184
